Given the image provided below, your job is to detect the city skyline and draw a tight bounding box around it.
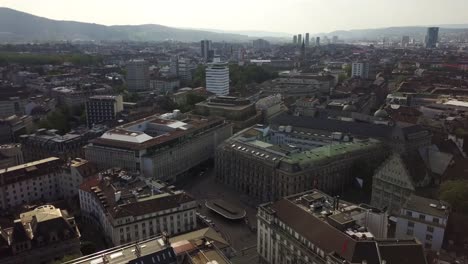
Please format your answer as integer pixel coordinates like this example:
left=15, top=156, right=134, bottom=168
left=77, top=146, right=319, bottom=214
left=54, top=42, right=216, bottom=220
left=1, top=0, right=468, bottom=35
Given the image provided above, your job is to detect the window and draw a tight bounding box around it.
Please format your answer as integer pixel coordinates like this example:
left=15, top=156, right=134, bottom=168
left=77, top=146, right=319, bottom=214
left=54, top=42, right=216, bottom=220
left=433, top=218, right=439, bottom=224
left=406, top=211, right=412, bottom=217
left=408, top=221, right=415, bottom=228
left=426, top=234, right=433, bottom=241
left=425, top=243, right=432, bottom=249
left=406, top=229, right=414, bottom=236
left=427, top=226, right=434, bottom=233
left=419, top=214, right=426, bottom=221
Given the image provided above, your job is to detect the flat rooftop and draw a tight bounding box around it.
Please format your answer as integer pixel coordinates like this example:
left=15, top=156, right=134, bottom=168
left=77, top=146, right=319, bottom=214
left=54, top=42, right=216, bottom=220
left=68, top=236, right=174, bottom=264
left=403, top=194, right=450, bottom=218
left=261, top=190, right=427, bottom=264
left=80, top=169, right=194, bottom=219
left=90, top=113, right=225, bottom=150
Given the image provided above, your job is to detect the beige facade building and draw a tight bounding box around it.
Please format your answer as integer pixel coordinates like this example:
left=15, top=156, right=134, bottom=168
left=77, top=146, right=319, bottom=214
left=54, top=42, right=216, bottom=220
left=0, top=205, right=81, bottom=264
left=79, top=168, right=198, bottom=246
left=216, top=126, right=389, bottom=203
left=84, top=112, right=232, bottom=182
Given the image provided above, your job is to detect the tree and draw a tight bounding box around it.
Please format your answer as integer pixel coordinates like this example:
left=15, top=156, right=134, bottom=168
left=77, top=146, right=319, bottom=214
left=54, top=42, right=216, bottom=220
left=439, top=180, right=468, bottom=214
left=191, top=65, right=206, bottom=87
left=81, top=241, right=97, bottom=255
left=343, top=64, right=352, bottom=77
left=338, top=73, right=348, bottom=83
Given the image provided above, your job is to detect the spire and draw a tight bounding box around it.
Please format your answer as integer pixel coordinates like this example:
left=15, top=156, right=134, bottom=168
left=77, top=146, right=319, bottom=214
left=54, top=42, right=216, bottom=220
left=300, top=39, right=306, bottom=61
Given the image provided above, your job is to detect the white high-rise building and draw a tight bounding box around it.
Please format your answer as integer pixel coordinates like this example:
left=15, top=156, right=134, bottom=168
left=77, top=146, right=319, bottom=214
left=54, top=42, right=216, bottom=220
left=206, top=58, right=229, bottom=96
left=351, top=62, right=370, bottom=79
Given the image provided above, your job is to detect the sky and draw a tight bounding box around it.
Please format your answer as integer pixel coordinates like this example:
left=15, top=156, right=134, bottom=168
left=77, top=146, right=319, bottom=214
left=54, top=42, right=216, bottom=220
left=1, top=0, right=468, bottom=34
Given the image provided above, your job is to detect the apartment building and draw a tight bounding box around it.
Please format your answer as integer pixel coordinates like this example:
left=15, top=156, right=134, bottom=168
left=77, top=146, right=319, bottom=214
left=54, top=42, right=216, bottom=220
left=0, top=157, right=64, bottom=210
left=395, top=194, right=450, bottom=251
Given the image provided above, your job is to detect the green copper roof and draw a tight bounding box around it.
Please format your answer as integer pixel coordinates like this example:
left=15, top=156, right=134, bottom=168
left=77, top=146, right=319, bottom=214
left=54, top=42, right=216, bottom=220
left=282, top=140, right=382, bottom=166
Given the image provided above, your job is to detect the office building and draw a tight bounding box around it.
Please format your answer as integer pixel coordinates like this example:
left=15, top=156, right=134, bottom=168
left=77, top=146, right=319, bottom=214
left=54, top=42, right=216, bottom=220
left=20, top=127, right=106, bottom=162
left=0, top=87, right=28, bottom=118
left=0, top=115, right=33, bottom=144
left=79, top=168, right=198, bottom=246
left=51, top=85, right=114, bottom=108
left=395, top=194, right=449, bottom=252
left=253, top=39, right=270, bottom=50
left=305, top=33, right=310, bottom=46
left=84, top=112, right=232, bottom=181
left=257, top=190, right=427, bottom=264
left=193, top=96, right=262, bottom=131
left=316, top=36, right=320, bottom=46
left=351, top=62, right=370, bottom=79
left=0, top=143, right=23, bottom=169
left=0, top=205, right=81, bottom=264
left=259, top=71, right=335, bottom=97
left=126, top=59, right=150, bottom=92
left=297, top=34, right=302, bottom=45
left=332, top=35, right=338, bottom=44
left=425, top=27, right=439, bottom=48
left=215, top=125, right=388, bottom=203
left=176, top=57, right=194, bottom=83
left=293, top=35, right=297, bottom=44
left=402, top=35, right=410, bottom=47
left=206, top=58, right=230, bottom=96
left=85, top=95, right=124, bottom=128
left=200, top=39, right=213, bottom=61
left=150, top=77, right=180, bottom=94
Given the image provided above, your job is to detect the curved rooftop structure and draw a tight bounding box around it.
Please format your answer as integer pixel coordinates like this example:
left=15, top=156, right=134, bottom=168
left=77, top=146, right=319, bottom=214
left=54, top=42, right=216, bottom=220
left=374, top=109, right=389, bottom=118
left=205, top=199, right=246, bottom=220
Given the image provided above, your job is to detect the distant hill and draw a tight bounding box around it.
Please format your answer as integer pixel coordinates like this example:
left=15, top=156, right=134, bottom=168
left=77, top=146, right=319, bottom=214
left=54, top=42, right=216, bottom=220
left=1, top=8, right=467, bottom=43
left=317, top=26, right=468, bottom=40
left=0, top=8, right=253, bottom=43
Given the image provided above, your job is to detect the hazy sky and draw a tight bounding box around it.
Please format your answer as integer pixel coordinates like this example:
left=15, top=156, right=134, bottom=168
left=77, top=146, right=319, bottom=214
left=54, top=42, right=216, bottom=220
left=1, top=0, right=468, bottom=34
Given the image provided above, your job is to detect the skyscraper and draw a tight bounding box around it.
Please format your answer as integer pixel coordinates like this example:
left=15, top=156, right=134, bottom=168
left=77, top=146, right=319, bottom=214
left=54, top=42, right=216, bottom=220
left=332, top=35, right=338, bottom=44
left=293, top=35, right=297, bottom=44
left=200, top=40, right=212, bottom=61
left=425, top=27, right=439, bottom=48
left=206, top=57, right=229, bottom=96
left=305, top=33, right=310, bottom=46
left=126, top=59, right=149, bottom=92
left=401, top=36, right=410, bottom=47
left=351, top=62, right=370, bottom=79
left=300, top=40, right=305, bottom=62
left=316, top=36, right=320, bottom=46
left=297, top=34, right=302, bottom=45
